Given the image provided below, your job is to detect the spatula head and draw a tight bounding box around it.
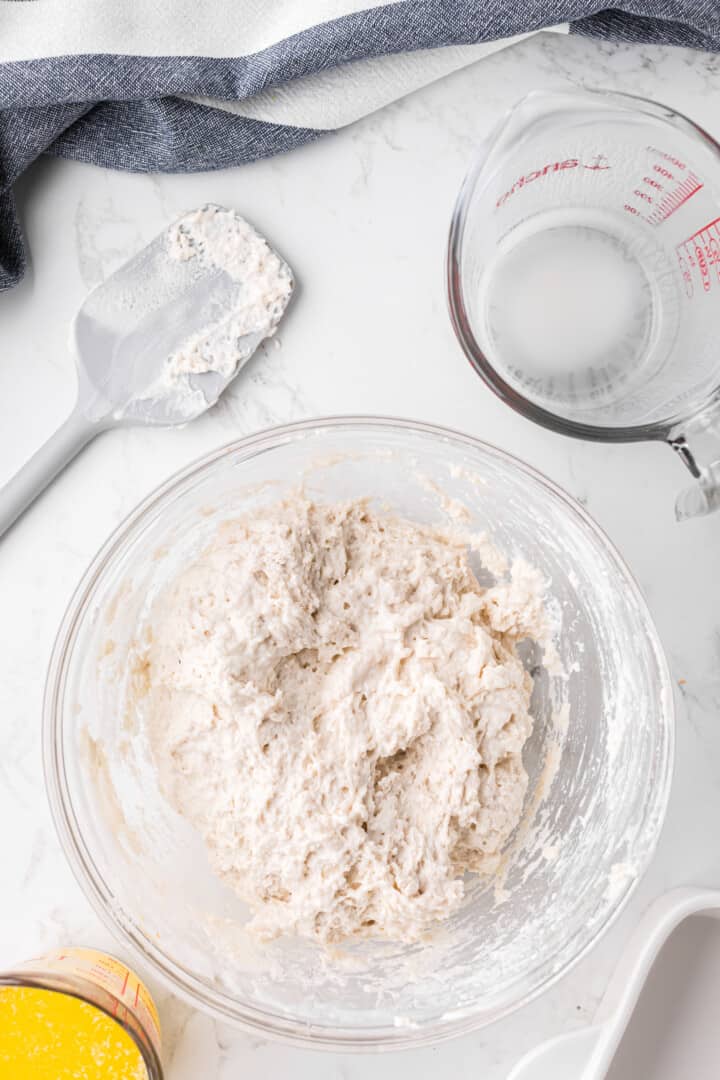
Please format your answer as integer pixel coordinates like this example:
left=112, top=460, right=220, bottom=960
left=72, top=205, right=294, bottom=425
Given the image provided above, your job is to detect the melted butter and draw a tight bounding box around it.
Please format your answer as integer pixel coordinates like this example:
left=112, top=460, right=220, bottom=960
left=0, top=986, right=148, bottom=1079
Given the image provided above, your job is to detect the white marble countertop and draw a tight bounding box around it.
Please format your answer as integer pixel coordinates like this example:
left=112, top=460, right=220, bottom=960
left=1, top=29, right=719, bottom=1079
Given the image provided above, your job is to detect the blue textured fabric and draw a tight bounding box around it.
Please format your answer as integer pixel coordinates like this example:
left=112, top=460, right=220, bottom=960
left=0, top=0, right=718, bottom=288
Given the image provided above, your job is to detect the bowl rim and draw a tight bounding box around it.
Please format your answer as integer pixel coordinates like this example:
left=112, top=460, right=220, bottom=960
left=42, top=415, right=675, bottom=1051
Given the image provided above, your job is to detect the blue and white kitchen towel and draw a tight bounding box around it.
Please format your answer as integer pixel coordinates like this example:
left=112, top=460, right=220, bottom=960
left=1, top=0, right=718, bottom=289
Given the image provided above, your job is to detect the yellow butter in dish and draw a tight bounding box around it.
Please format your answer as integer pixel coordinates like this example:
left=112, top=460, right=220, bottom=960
left=0, top=949, right=162, bottom=1079
left=0, top=986, right=147, bottom=1079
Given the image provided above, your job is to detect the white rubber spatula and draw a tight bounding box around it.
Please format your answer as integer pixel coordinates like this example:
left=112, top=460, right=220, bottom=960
left=0, top=204, right=293, bottom=538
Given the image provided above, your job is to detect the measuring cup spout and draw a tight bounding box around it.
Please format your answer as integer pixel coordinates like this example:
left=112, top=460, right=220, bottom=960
left=669, top=404, right=720, bottom=520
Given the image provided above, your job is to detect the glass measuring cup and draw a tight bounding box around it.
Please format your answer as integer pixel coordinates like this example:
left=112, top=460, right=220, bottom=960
left=448, top=90, right=720, bottom=520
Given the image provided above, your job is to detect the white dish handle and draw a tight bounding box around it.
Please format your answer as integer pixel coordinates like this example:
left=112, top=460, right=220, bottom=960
left=508, top=887, right=720, bottom=1080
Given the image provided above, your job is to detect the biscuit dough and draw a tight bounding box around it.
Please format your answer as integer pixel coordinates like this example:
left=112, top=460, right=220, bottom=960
left=145, top=499, right=546, bottom=943
left=165, top=204, right=293, bottom=380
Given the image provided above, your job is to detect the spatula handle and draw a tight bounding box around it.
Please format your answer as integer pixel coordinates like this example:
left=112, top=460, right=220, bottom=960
left=0, top=407, right=98, bottom=538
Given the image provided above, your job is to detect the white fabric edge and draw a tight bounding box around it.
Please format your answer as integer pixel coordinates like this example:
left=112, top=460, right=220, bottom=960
left=187, top=27, right=570, bottom=131
left=1, top=0, right=407, bottom=62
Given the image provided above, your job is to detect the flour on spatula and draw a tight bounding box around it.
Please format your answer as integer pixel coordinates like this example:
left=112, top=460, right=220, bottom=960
left=164, top=204, right=293, bottom=380
left=143, top=498, right=551, bottom=945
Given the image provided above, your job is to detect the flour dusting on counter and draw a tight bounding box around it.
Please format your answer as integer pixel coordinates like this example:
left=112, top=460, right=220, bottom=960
left=141, top=497, right=554, bottom=945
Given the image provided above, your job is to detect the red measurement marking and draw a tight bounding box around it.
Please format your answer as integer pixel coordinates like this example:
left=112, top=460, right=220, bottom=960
left=121, top=969, right=129, bottom=996
left=134, top=981, right=140, bottom=1008
left=582, top=154, right=610, bottom=171
left=647, top=172, right=703, bottom=225
left=495, top=159, right=580, bottom=208
left=653, top=165, right=674, bottom=180
left=647, top=147, right=686, bottom=170
left=675, top=216, right=720, bottom=298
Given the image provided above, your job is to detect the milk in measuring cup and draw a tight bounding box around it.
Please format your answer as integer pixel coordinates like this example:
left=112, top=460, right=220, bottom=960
left=481, top=209, right=664, bottom=410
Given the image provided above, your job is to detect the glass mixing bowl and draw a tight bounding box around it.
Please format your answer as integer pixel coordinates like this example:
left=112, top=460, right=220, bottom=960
left=44, top=417, right=674, bottom=1050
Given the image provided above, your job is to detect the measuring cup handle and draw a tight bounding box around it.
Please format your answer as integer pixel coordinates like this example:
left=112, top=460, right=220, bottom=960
left=0, top=407, right=99, bottom=539
left=668, top=406, right=720, bottom=521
